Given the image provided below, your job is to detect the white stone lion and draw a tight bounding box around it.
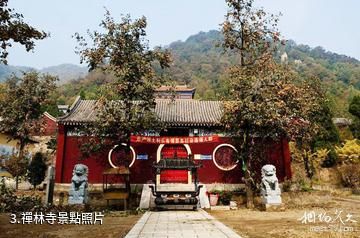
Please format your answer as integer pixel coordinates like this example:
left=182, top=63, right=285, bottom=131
left=260, top=164, right=281, bottom=204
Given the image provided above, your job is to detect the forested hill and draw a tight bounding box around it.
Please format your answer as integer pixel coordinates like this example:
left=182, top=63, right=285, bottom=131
left=0, top=63, right=87, bottom=83
left=164, top=30, right=360, bottom=116
left=2, top=30, right=358, bottom=117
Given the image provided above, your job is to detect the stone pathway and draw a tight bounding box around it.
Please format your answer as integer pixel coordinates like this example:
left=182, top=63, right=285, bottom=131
left=125, top=209, right=242, bottom=238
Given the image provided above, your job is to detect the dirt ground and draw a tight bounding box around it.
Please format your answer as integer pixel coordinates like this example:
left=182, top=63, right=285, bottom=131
left=210, top=191, right=360, bottom=238
left=0, top=211, right=140, bottom=238
left=1, top=190, right=359, bottom=238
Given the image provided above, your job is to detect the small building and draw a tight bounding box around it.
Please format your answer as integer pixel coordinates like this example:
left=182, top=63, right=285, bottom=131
left=332, top=118, right=352, bottom=128
left=154, top=85, right=196, bottom=99
left=57, top=105, right=69, bottom=115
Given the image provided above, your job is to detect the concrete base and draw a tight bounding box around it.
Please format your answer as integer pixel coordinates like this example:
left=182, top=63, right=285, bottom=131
left=156, top=183, right=197, bottom=192
left=210, top=206, right=230, bottom=211
left=261, top=195, right=282, bottom=205
left=230, top=201, right=238, bottom=210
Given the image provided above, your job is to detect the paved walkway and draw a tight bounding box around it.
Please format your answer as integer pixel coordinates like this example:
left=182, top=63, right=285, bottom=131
left=125, top=209, right=242, bottom=238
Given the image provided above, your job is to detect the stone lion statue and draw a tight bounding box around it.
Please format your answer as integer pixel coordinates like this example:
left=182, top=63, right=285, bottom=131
left=260, top=164, right=281, bottom=204
left=68, top=164, right=88, bottom=204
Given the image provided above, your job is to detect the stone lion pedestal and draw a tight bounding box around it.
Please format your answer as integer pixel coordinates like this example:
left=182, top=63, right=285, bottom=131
left=260, top=164, right=285, bottom=211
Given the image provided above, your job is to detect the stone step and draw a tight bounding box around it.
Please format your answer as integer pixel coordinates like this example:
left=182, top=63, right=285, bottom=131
left=156, top=183, right=197, bottom=192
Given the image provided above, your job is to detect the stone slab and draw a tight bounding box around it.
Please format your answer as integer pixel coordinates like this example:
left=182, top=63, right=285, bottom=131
left=156, top=183, right=197, bottom=192
left=210, top=206, right=230, bottom=211
left=125, top=209, right=242, bottom=238
left=139, top=184, right=153, bottom=209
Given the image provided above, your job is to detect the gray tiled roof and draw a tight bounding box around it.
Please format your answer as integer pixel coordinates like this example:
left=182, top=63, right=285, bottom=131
left=59, top=98, right=223, bottom=127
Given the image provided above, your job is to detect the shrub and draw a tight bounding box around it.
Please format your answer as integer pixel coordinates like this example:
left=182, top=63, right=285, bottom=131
left=338, top=164, right=360, bottom=189
left=321, top=148, right=338, bottom=167
left=27, top=152, right=47, bottom=189
left=219, top=191, right=232, bottom=205
left=335, top=139, right=360, bottom=163
left=0, top=178, right=43, bottom=212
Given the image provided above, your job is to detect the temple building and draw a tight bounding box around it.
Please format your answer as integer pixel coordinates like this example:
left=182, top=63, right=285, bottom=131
left=55, top=86, right=291, bottom=189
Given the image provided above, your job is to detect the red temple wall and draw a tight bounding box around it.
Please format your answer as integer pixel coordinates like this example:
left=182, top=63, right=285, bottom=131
left=41, top=115, right=57, bottom=136
left=55, top=128, right=291, bottom=184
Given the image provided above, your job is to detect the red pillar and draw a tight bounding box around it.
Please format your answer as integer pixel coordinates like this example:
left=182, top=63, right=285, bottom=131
left=55, top=124, right=66, bottom=183
left=282, top=139, right=292, bottom=179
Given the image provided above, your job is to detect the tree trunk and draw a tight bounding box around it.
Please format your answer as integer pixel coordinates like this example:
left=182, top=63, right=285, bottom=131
left=15, top=176, right=19, bottom=190
left=242, top=128, right=255, bottom=209
left=303, top=154, right=313, bottom=179
left=244, top=169, right=254, bottom=209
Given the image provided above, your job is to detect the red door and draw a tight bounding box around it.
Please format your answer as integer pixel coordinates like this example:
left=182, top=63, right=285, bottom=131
left=160, top=145, right=188, bottom=183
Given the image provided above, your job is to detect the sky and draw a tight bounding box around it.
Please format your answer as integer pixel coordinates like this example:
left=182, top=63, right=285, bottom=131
left=6, top=0, right=360, bottom=69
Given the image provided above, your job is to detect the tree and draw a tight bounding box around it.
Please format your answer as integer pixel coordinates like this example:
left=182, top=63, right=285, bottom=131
left=221, top=0, right=322, bottom=208
left=0, top=72, right=57, bottom=170
left=221, top=0, right=281, bottom=67
left=75, top=11, right=171, bottom=160
left=311, top=101, right=340, bottom=167
left=27, top=152, right=47, bottom=189
left=2, top=153, right=28, bottom=189
left=0, top=0, right=48, bottom=64
left=349, top=95, right=360, bottom=139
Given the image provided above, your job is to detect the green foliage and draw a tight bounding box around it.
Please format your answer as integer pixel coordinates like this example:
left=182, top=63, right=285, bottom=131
left=349, top=95, right=360, bottom=118
left=321, top=148, right=338, bottom=167
left=335, top=139, right=360, bottom=163
left=0, top=0, right=47, bottom=64
left=310, top=102, right=340, bottom=167
left=27, top=152, right=47, bottom=189
left=56, top=29, right=360, bottom=119
left=350, top=119, right=360, bottom=139
left=219, top=191, right=232, bottom=205
left=0, top=72, right=57, bottom=156
left=338, top=164, right=360, bottom=189
left=75, top=11, right=171, bottom=156
left=349, top=95, right=360, bottom=139
left=311, top=102, right=340, bottom=146
left=221, top=0, right=325, bottom=189
left=222, top=0, right=281, bottom=66
left=1, top=153, right=29, bottom=189
left=0, top=178, right=43, bottom=212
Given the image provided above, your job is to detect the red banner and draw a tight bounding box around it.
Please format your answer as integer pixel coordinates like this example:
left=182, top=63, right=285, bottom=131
left=130, top=135, right=219, bottom=144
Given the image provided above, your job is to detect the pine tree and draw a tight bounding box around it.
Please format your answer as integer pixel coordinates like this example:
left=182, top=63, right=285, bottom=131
left=27, top=152, right=47, bottom=190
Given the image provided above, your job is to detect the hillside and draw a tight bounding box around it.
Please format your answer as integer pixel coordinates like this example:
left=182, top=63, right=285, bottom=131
left=1, top=30, right=359, bottom=117
left=0, top=64, right=34, bottom=80
left=55, top=30, right=360, bottom=117
left=41, top=64, right=87, bottom=83
left=165, top=30, right=360, bottom=116
left=0, top=63, right=87, bottom=83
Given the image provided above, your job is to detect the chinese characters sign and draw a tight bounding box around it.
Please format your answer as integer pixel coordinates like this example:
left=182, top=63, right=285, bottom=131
left=10, top=212, right=104, bottom=225
left=298, top=210, right=358, bottom=233
left=130, top=135, right=219, bottom=144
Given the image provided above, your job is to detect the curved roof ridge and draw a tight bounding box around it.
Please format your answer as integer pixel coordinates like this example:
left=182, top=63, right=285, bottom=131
left=59, top=98, right=224, bottom=127
left=57, top=96, right=82, bottom=120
